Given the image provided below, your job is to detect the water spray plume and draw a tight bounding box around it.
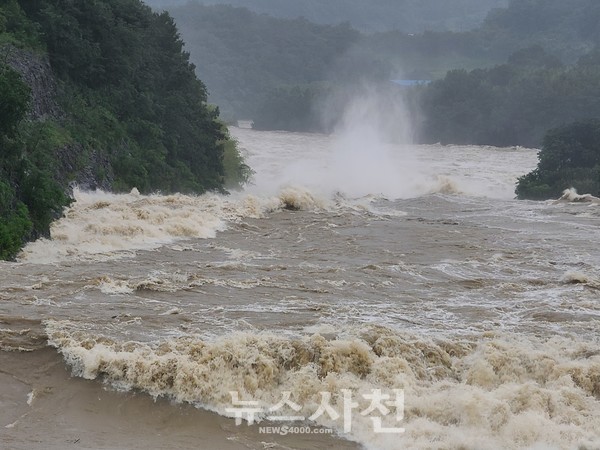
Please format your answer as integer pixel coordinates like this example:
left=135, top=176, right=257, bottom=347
left=326, top=84, right=422, bottom=198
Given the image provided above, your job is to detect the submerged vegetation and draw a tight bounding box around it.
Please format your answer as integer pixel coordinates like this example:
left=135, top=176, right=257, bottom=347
left=0, top=0, right=249, bottom=259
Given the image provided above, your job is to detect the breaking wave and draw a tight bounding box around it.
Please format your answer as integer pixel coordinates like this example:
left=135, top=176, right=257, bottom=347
left=556, top=188, right=600, bottom=204
left=561, top=271, right=600, bottom=289
left=17, top=187, right=326, bottom=263
left=45, top=321, right=600, bottom=450
left=424, top=175, right=463, bottom=195
left=234, top=127, right=538, bottom=202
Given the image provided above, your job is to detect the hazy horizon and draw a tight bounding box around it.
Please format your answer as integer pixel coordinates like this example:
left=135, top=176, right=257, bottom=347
left=143, top=0, right=508, bottom=34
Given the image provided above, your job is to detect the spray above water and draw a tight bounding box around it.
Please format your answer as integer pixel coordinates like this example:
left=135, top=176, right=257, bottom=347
left=556, top=188, right=600, bottom=204
left=242, top=85, right=532, bottom=201
left=4, top=124, right=597, bottom=450
left=325, top=84, right=424, bottom=199
left=244, top=84, right=423, bottom=199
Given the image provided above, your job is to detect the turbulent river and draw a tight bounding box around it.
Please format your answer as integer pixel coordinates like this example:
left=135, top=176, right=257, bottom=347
left=1, top=127, right=599, bottom=450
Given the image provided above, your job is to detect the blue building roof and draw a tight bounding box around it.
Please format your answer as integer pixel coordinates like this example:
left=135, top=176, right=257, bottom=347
left=391, top=79, right=432, bottom=87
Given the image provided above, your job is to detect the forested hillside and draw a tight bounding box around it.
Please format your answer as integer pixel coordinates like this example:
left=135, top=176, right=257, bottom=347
left=416, top=47, right=600, bottom=147
left=165, top=0, right=600, bottom=131
left=169, top=4, right=364, bottom=120
left=357, top=0, right=600, bottom=80
left=145, top=0, right=507, bottom=33
left=161, top=0, right=600, bottom=199
left=0, top=0, right=247, bottom=259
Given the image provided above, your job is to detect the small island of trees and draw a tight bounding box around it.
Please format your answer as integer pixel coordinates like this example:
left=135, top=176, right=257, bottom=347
left=516, top=120, right=600, bottom=200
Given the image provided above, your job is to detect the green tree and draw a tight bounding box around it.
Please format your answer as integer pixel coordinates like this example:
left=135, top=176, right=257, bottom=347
left=0, top=64, right=33, bottom=259
left=516, top=120, right=600, bottom=200
left=0, top=0, right=249, bottom=259
left=20, top=0, right=230, bottom=194
left=0, top=64, right=30, bottom=135
left=416, top=46, right=600, bottom=147
left=252, top=84, right=329, bottom=132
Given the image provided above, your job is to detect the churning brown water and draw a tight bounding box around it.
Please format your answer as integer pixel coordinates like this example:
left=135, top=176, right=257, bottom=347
left=1, top=127, right=599, bottom=450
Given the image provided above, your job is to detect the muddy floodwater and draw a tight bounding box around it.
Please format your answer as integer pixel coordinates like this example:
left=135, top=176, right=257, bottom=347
left=1, top=127, right=599, bottom=450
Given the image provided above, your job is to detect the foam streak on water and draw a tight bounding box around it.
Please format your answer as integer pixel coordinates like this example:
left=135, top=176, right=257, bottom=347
left=1, top=128, right=599, bottom=450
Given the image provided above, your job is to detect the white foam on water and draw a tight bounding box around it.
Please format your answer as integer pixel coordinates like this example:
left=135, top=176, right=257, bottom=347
left=561, top=271, right=600, bottom=288
left=45, top=320, right=600, bottom=450
left=235, top=126, right=538, bottom=204
left=234, top=84, right=538, bottom=203
left=95, top=276, right=135, bottom=295
left=26, top=390, right=36, bottom=406
left=16, top=124, right=540, bottom=265
left=17, top=187, right=328, bottom=264
left=556, top=188, right=600, bottom=204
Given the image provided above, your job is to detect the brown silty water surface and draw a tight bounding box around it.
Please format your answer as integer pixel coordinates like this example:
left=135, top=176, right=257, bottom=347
left=1, top=128, right=599, bottom=449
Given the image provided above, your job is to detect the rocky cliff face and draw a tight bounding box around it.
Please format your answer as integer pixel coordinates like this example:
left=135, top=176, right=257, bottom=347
left=4, top=45, right=61, bottom=121
left=4, top=45, right=113, bottom=192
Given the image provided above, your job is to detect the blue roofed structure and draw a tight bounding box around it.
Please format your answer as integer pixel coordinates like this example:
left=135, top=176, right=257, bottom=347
left=391, top=79, right=432, bottom=87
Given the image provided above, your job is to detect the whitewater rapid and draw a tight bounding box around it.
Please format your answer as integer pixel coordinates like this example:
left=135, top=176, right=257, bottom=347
left=2, top=128, right=599, bottom=450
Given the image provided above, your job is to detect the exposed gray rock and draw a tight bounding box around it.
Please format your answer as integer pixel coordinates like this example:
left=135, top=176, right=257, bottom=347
left=3, top=45, right=61, bottom=121
left=56, top=143, right=115, bottom=193
left=3, top=45, right=113, bottom=193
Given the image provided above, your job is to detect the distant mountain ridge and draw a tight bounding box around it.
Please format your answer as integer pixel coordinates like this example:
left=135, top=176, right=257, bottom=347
left=143, top=0, right=508, bottom=33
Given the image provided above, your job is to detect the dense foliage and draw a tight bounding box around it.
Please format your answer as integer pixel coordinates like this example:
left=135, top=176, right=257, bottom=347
left=357, top=0, right=600, bottom=80
left=0, top=0, right=248, bottom=259
left=516, top=120, right=600, bottom=199
left=0, top=62, right=69, bottom=259
left=352, top=0, right=600, bottom=79
left=162, top=0, right=600, bottom=131
left=146, top=0, right=507, bottom=33
left=416, top=47, right=600, bottom=148
left=0, top=3, right=69, bottom=258
left=0, top=64, right=32, bottom=259
left=169, top=4, right=362, bottom=120
left=482, top=0, right=600, bottom=61
left=20, top=0, right=228, bottom=193
left=146, top=1, right=600, bottom=200
left=252, top=84, right=331, bottom=132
